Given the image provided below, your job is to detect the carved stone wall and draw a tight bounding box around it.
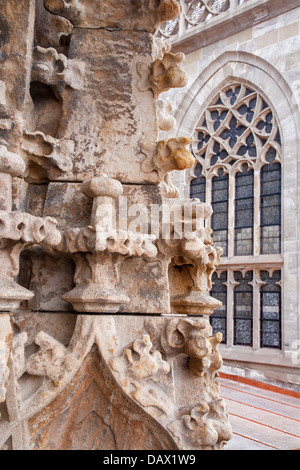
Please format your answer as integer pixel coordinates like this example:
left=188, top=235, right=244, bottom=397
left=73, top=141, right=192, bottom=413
left=0, top=0, right=232, bottom=450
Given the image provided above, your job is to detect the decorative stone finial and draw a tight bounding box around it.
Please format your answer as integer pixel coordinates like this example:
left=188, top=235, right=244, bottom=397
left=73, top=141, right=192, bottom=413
left=81, top=174, right=123, bottom=200
left=0, top=146, right=26, bottom=211
left=0, top=146, right=26, bottom=177
left=81, top=175, right=123, bottom=227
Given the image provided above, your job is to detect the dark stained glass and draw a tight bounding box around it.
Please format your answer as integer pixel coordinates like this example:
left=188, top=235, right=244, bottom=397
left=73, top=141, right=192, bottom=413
left=260, top=270, right=281, bottom=349
left=190, top=163, right=206, bottom=203
left=237, top=132, right=257, bottom=157
left=234, top=271, right=253, bottom=346
left=235, top=165, right=254, bottom=256
left=226, top=85, right=241, bottom=105
left=210, top=141, right=229, bottom=165
left=212, top=169, right=228, bottom=256
left=210, top=271, right=227, bottom=343
left=211, top=110, right=228, bottom=131
left=261, top=162, right=281, bottom=254
left=238, top=97, right=257, bottom=123
left=220, top=117, right=247, bottom=148
left=197, top=130, right=210, bottom=150
left=256, top=112, right=273, bottom=133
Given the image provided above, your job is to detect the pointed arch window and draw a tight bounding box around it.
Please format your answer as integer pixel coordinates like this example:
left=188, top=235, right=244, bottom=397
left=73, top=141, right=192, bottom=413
left=190, top=80, right=282, bottom=349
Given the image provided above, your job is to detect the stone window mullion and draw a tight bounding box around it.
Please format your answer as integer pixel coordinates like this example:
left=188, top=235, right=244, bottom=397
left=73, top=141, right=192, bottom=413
left=228, top=173, right=235, bottom=258
left=225, top=269, right=238, bottom=346
left=206, top=176, right=212, bottom=227
left=251, top=268, right=263, bottom=349
left=253, top=170, right=261, bottom=256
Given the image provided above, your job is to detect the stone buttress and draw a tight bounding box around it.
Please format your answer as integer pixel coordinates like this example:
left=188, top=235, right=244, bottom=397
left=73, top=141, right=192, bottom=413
left=0, top=0, right=232, bottom=450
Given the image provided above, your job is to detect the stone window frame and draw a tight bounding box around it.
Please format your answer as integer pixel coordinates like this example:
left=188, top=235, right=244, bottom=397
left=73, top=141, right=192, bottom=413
left=189, top=78, right=283, bottom=349
left=190, top=79, right=282, bottom=260
left=211, top=267, right=282, bottom=350
left=169, top=51, right=299, bottom=367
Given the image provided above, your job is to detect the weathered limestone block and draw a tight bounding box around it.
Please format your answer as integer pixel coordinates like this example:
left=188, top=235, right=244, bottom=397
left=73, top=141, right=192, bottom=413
left=44, top=0, right=180, bottom=32
left=117, top=184, right=170, bottom=314
left=11, top=178, right=30, bottom=213
left=31, top=46, right=85, bottom=92
left=10, top=311, right=77, bottom=347
left=25, top=251, right=75, bottom=312
left=0, top=211, right=61, bottom=311
left=0, top=314, right=231, bottom=450
left=118, top=256, right=170, bottom=314
left=42, top=183, right=92, bottom=230
left=27, top=27, right=159, bottom=183
left=0, top=0, right=35, bottom=155
left=34, top=0, right=73, bottom=51
left=28, top=347, right=176, bottom=450
left=0, top=315, right=13, bottom=403
left=0, top=146, right=26, bottom=211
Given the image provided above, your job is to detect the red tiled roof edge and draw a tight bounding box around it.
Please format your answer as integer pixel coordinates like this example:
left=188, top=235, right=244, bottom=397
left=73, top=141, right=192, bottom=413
left=219, top=372, right=300, bottom=399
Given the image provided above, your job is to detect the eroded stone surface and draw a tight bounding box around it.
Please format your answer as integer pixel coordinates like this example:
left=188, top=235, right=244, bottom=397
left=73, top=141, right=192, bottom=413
left=0, top=314, right=231, bottom=450
left=44, top=0, right=180, bottom=32
left=0, top=0, right=230, bottom=450
left=27, top=28, right=159, bottom=184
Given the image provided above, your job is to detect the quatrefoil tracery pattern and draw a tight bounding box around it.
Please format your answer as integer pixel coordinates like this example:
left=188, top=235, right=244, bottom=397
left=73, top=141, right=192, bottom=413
left=193, top=82, right=281, bottom=178
left=158, top=1, right=250, bottom=39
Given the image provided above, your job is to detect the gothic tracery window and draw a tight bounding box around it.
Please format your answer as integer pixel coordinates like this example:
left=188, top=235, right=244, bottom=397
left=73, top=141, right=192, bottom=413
left=190, top=81, right=282, bottom=349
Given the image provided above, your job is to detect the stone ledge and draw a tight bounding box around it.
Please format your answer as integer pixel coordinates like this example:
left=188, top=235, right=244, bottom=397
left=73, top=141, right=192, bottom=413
left=171, top=0, right=300, bottom=54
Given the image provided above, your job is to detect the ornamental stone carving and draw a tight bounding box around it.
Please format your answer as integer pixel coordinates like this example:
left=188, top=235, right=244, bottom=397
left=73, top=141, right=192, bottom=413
left=141, top=137, right=195, bottom=181
left=192, top=81, right=281, bottom=177
left=0, top=0, right=231, bottom=450
left=0, top=315, right=12, bottom=403
left=0, top=211, right=61, bottom=311
left=44, top=0, right=180, bottom=31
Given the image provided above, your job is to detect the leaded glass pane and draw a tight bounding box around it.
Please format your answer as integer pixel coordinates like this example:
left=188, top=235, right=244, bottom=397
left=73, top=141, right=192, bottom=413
left=261, top=321, right=281, bottom=348
left=234, top=271, right=253, bottom=346
left=190, top=163, right=206, bottom=202
left=235, top=319, right=252, bottom=346
left=210, top=318, right=226, bottom=342
left=212, top=170, right=228, bottom=256
left=261, top=162, right=281, bottom=254
left=235, top=165, right=254, bottom=255
left=210, top=271, right=227, bottom=343
left=260, top=270, right=281, bottom=349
